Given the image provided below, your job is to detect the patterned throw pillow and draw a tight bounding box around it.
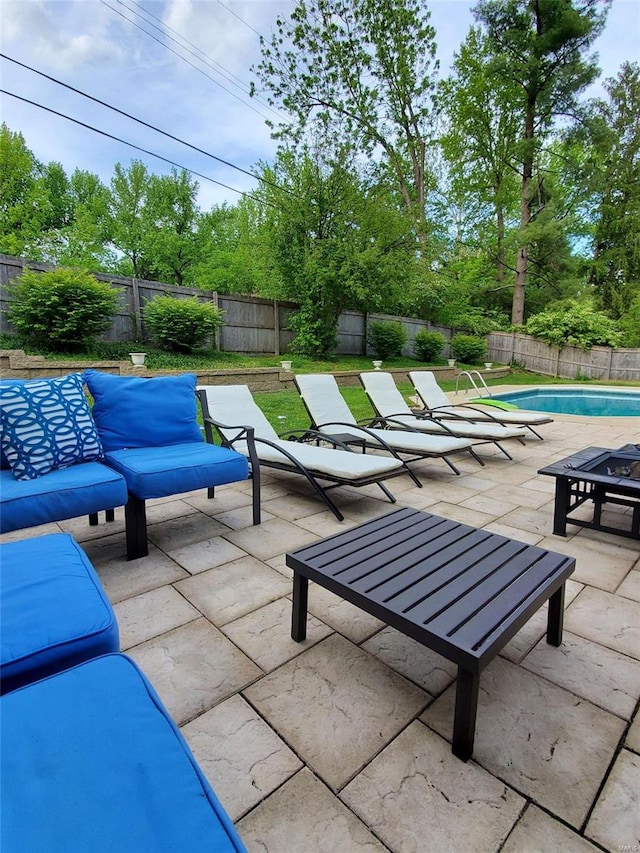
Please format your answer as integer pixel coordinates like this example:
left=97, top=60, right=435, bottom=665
left=0, top=374, right=104, bottom=480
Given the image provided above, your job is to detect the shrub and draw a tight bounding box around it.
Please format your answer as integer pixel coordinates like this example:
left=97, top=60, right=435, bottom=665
left=524, top=303, right=623, bottom=349
left=367, top=321, right=407, bottom=360
left=143, top=295, right=224, bottom=353
left=7, top=267, right=119, bottom=351
left=413, top=330, right=446, bottom=362
left=450, top=333, right=487, bottom=364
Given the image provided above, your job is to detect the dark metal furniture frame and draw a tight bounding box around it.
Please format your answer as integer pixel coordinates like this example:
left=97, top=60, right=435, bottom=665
left=539, top=444, right=640, bottom=540
left=287, top=507, right=574, bottom=761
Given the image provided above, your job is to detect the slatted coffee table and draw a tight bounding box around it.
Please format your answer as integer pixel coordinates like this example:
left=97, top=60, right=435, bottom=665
left=286, top=507, right=575, bottom=761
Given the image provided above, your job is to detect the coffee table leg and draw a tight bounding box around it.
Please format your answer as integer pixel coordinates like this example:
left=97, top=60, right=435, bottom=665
left=453, top=668, right=479, bottom=761
left=552, top=479, right=569, bottom=536
left=546, top=583, right=565, bottom=646
left=291, top=572, right=309, bottom=641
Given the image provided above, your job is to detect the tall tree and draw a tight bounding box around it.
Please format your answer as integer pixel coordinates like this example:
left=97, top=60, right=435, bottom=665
left=585, top=62, right=640, bottom=318
left=474, top=0, right=610, bottom=324
left=0, top=124, right=50, bottom=257
left=109, top=160, right=152, bottom=278
left=253, top=0, right=440, bottom=242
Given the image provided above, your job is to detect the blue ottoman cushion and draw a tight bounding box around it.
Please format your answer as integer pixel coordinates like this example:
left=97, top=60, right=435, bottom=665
left=104, top=442, right=249, bottom=500
left=0, top=533, right=119, bottom=694
left=1, top=654, right=246, bottom=852
left=0, top=462, right=128, bottom=534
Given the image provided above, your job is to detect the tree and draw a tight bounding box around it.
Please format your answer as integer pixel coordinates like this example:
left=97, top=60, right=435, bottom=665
left=474, top=0, right=610, bottom=324
left=253, top=0, right=440, bottom=242
left=259, top=146, right=416, bottom=356
left=584, top=63, right=640, bottom=318
left=109, top=160, right=153, bottom=278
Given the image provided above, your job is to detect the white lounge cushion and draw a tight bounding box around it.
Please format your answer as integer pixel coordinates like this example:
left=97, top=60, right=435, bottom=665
left=360, top=373, right=527, bottom=440
left=295, top=374, right=472, bottom=455
left=409, top=372, right=552, bottom=426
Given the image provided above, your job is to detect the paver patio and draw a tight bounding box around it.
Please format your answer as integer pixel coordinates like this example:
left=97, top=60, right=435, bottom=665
left=3, top=391, right=639, bottom=852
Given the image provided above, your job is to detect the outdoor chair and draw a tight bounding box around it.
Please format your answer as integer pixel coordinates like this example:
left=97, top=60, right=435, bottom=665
left=360, top=372, right=528, bottom=460
left=409, top=370, right=553, bottom=440
left=84, top=371, right=255, bottom=560
left=197, top=384, right=408, bottom=521
left=294, top=373, right=484, bottom=479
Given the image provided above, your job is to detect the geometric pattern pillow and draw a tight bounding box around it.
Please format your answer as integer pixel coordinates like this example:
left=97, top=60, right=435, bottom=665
left=0, top=374, right=104, bottom=481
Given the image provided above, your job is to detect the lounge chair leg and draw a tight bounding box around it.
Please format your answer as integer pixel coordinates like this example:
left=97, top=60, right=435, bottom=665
left=443, top=457, right=461, bottom=476
left=468, top=448, right=485, bottom=467
left=529, top=426, right=544, bottom=440
left=125, top=494, right=148, bottom=561
left=377, top=482, right=397, bottom=504
left=495, top=441, right=513, bottom=460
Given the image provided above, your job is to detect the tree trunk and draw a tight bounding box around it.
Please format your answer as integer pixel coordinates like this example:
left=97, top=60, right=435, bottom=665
left=513, top=101, right=535, bottom=326
left=496, top=203, right=505, bottom=283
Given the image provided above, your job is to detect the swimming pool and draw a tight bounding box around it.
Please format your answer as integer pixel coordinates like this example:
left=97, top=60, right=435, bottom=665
left=491, top=387, right=640, bottom=417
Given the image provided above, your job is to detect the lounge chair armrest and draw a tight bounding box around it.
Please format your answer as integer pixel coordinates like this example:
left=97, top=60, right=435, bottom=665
left=202, top=414, right=255, bottom=448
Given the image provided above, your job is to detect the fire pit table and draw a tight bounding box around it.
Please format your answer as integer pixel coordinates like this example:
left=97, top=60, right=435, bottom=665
left=539, top=444, right=640, bottom=540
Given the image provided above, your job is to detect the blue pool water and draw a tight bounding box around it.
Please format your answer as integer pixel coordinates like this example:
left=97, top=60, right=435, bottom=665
left=491, top=387, right=640, bottom=417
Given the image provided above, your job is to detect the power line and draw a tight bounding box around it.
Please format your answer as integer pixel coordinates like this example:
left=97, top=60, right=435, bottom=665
left=1, top=89, right=274, bottom=205
left=1, top=54, right=291, bottom=196
left=214, top=0, right=265, bottom=39
left=99, top=0, right=275, bottom=122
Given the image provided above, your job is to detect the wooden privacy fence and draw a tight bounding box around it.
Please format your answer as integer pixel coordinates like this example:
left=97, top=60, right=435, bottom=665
left=0, top=255, right=456, bottom=357
left=1, top=255, right=638, bottom=379
left=487, top=332, right=640, bottom=382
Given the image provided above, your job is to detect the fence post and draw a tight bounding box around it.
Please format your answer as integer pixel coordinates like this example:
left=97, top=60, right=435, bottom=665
left=213, top=291, right=221, bottom=351
left=274, top=300, right=280, bottom=356
left=132, top=279, right=142, bottom=341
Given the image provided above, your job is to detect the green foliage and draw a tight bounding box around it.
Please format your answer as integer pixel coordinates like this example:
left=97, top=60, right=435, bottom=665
left=413, top=330, right=446, bottom=362
left=7, top=268, right=119, bottom=351
left=142, top=295, right=224, bottom=353
left=524, top=302, right=623, bottom=349
left=367, top=321, right=408, bottom=360
left=619, top=292, right=640, bottom=347
left=450, top=333, right=487, bottom=364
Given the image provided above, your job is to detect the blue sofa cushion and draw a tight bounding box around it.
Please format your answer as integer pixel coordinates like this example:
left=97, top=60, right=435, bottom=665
left=0, top=462, right=128, bottom=534
left=0, top=533, right=119, bottom=695
left=1, top=654, right=246, bottom=852
left=0, top=374, right=104, bottom=480
left=84, top=370, right=202, bottom=451
left=104, top=443, right=249, bottom=500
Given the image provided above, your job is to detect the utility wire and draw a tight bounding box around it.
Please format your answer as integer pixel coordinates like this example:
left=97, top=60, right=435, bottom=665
left=1, top=54, right=292, bottom=196
left=99, top=0, right=275, bottom=122
left=215, top=0, right=265, bottom=39
left=1, top=89, right=277, bottom=206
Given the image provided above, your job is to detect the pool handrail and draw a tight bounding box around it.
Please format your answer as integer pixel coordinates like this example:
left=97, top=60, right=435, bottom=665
left=455, top=371, right=493, bottom=398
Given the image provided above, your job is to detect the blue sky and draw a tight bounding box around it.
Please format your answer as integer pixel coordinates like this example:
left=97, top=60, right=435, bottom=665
left=2, top=0, right=638, bottom=210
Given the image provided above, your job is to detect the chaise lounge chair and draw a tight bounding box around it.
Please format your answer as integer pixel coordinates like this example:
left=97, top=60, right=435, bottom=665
left=409, top=371, right=553, bottom=440
left=294, top=373, right=484, bottom=479
left=360, top=372, right=528, bottom=460
left=197, top=384, right=408, bottom=521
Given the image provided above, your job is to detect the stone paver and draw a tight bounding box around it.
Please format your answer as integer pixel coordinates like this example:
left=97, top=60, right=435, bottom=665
left=522, top=630, right=640, bottom=719
left=88, top=537, right=188, bottom=603
left=422, top=657, right=625, bottom=827
left=244, top=633, right=428, bottom=790
left=147, top=512, right=230, bottom=551
left=222, top=596, right=333, bottom=672
left=175, top=556, right=291, bottom=626
left=501, top=805, right=600, bottom=853
left=586, top=750, right=640, bottom=851
left=341, top=722, right=525, bottom=853
left=618, top=569, right=640, bottom=602
left=181, top=694, right=302, bottom=821
left=306, top=585, right=385, bottom=644
left=362, top=627, right=457, bottom=695
left=565, top=587, right=640, bottom=660
left=168, top=536, right=248, bottom=574
left=238, top=768, right=387, bottom=852
left=627, top=712, right=640, bottom=753
left=224, top=517, right=317, bottom=560
left=114, top=585, right=200, bottom=649
left=127, top=619, right=261, bottom=725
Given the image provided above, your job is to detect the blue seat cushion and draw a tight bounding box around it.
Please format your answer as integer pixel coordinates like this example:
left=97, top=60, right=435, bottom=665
left=0, top=462, right=128, bottom=534
left=0, top=654, right=246, bottom=852
left=103, top=442, right=249, bottom=500
left=84, top=370, right=203, bottom=452
left=0, top=533, right=119, bottom=695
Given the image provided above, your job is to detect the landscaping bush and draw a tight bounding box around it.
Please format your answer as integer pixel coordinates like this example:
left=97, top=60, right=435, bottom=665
left=367, top=321, right=407, bottom=360
left=143, top=295, right=224, bottom=353
left=450, top=333, right=487, bottom=364
left=7, top=268, right=119, bottom=351
left=413, top=330, right=446, bottom=362
left=524, top=303, right=624, bottom=349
